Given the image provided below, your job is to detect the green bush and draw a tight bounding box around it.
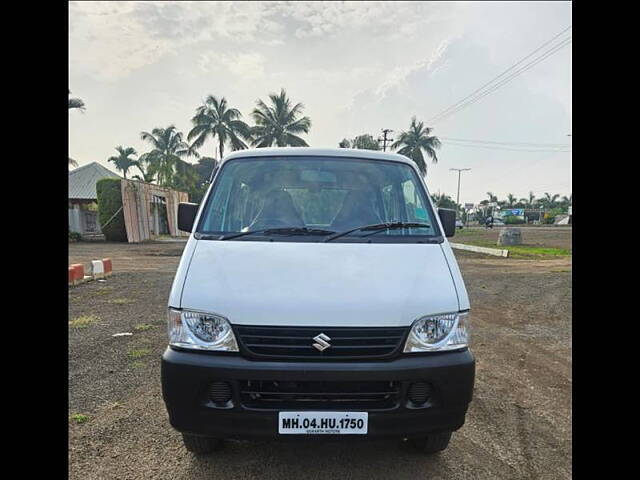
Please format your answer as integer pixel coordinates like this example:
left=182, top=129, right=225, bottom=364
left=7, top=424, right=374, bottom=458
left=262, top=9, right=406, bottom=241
left=96, top=178, right=127, bottom=242
left=69, top=230, right=81, bottom=242
left=505, top=216, right=525, bottom=224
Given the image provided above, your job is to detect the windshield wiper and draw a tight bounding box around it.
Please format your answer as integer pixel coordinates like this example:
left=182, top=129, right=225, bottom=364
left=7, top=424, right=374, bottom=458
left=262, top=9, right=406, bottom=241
left=324, top=222, right=431, bottom=242
left=219, top=227, right=336, bottom=240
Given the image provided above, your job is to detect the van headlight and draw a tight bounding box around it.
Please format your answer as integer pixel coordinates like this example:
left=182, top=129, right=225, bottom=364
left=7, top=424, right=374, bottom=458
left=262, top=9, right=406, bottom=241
left=167, top=308, right=239, bottom=352
left=403, top=312, right=469, bottom=352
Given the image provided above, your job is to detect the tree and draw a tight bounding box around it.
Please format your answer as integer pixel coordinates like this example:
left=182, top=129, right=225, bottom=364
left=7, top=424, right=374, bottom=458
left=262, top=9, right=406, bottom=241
left=107, top=146, right=138, bottom=179
left=338, top=138, right=351, bottom=148
left=431, top=192, right=458, bottom=210
left=139, top=126, right=190, bottom=187
left=188, top=96, right=251, bottom=159
left=486, top=192, right=498, bottom=203
left=540, top=192, right=560, bottom=209
left=528, top=191, right=536, bottom=208
left=69, top=89, right=84, bottom=168
left=349, top=134, right=380, bottom=150
left=250, top=88, right=311, bottom=147
left=506, top=193, right=517, bottom=207
left=68, top=89, right=85, bottom=111
left=391, top=117, right=441, bottom=177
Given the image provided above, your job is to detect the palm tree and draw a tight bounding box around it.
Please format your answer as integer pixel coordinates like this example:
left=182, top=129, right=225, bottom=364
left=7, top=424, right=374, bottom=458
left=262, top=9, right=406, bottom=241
left=107, top=146, right=138, bottom=179
left=391, top=117, right=441, bottom=177
left=68, top=89, right=85, bottom=111
left=139, top=126, right=190, bottom=187
left=188, top=96, right=251, bottom=160
left=338, top=139, right=351, bottom=148
left=541, top=192, right=560, bottom=209
left=69, top=89, right=84, bottom=168
left=506, top=193, right=516, bottom=207
left=486, top=192, right=498, bottom=203
left=250, top=88, right=311, bottom=147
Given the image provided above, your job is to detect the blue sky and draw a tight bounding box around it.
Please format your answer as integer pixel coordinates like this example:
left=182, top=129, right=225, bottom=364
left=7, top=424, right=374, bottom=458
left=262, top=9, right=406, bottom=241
left=69, top=1, right=571, bottom=205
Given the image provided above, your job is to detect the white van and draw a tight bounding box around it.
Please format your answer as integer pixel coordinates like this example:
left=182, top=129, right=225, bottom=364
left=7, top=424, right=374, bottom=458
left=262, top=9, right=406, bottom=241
left=161, top=148, right=474, bottom=454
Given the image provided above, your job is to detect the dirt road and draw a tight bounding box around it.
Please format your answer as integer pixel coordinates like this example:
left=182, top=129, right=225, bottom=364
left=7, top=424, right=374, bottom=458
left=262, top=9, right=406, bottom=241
left=69, top=241, right=571, bottom=479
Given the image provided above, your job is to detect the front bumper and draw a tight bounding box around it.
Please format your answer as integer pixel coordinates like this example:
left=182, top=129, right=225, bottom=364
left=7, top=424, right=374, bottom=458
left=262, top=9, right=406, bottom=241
left=161, top=347, right=475, bottom=440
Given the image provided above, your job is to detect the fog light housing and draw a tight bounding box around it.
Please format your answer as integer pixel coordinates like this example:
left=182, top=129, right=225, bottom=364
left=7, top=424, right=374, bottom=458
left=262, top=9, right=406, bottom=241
left=407, top=382, right=433, bottom=407
left=207, top=381, right=233, bottom=407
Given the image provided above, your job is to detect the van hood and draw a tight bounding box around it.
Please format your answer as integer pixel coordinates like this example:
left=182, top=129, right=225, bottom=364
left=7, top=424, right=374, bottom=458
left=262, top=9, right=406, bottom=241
left=179, top=240, right=460, bottom=327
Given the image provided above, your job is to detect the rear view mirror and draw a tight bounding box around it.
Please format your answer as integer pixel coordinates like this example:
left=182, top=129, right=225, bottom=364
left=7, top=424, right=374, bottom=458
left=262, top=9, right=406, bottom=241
left=178, top=203, right=199, bottom=232
left=438, top=208, right=456, bottom=237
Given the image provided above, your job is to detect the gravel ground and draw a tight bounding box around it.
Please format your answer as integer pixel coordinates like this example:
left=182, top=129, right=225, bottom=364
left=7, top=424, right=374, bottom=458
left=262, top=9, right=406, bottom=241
left=69, top=239, right=571, bottom=480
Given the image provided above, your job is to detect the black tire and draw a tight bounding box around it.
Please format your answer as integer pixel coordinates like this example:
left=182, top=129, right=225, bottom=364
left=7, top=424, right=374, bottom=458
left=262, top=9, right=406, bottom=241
left=408, top=431, right=452, bottom=454
left=181, top=434, right=223, bottom=454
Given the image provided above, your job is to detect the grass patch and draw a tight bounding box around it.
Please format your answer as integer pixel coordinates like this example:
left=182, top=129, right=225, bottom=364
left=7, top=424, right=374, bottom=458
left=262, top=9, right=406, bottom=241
left=134, top=323, right=154, bottom=332
left=456, top=239, right=570, bottom=258
left=69, top=314, right=98, bottom=328
left=69, top=413, right=89, bottom=424
left=127, top=348, right=151, bottom=359
left=109, top=298, right=134, bottom=305
left=129, top=361, right=145, bottom=368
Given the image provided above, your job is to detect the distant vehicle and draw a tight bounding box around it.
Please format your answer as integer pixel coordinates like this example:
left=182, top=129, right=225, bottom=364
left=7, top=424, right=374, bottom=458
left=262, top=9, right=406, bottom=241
left=493, top=218, right=505, bottom=226
left=455, top=219, right=464, bottom=229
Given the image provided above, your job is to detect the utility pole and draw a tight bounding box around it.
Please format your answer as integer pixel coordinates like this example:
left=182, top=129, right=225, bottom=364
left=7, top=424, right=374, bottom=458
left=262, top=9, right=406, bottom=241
left=378, top=129, right=394, bottom=152
left=449, top=168, right=471, bottom=218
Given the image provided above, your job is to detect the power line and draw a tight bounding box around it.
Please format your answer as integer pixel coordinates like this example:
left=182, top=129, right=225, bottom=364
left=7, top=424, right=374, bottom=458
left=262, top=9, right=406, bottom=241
left=428, top=26, right=572, bottom=124
left=440, top=136, right=569, bottom=148
left=443, top=141, right=570, bottom=153
left=431, top=37, right=571, bottom=124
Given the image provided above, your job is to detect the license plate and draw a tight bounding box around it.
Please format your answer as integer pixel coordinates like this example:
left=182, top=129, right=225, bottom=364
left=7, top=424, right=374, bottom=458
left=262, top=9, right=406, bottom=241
left=278, top=411, right=368, bottom=434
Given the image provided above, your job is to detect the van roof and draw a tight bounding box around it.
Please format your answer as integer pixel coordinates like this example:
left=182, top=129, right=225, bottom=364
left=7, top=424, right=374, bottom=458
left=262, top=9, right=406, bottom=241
left=221, top=147, right=415, bottom=166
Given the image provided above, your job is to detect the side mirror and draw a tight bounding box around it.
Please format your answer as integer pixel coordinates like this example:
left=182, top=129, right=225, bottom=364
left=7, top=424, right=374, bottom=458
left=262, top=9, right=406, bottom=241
left=438, top=208, right=456, bottom=237
left=178, top=202, right=199, bottom=232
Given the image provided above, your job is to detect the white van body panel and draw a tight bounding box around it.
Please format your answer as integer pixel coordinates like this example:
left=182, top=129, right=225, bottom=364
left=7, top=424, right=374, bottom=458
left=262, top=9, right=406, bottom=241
left=167, top=235, right=199, bottom=307
left=177, top=241, right=461, bottom=327
left=440, top=241, right=470, bottom=310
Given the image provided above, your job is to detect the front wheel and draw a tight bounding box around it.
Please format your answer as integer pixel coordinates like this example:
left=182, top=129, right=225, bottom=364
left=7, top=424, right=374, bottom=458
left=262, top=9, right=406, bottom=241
left=182, top=434, right=223, bottom=454
left=408, top=431, right=452, bottom=454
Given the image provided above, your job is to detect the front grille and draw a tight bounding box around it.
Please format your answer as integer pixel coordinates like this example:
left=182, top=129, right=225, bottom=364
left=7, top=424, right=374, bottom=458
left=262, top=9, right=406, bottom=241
left=234, top=325, right=408, bottom=360
left=240, top=380, right=400, bottom=410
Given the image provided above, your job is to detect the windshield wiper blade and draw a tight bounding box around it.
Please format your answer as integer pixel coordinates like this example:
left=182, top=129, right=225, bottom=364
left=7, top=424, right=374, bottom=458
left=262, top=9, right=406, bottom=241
left=219, top=227, right=336, bottom=240
left=324, top=222, right=431, bottom=242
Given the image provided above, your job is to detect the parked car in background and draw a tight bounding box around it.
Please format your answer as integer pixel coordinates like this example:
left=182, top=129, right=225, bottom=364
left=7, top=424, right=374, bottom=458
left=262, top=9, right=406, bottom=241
left=455, top=219, right=464, bottom=229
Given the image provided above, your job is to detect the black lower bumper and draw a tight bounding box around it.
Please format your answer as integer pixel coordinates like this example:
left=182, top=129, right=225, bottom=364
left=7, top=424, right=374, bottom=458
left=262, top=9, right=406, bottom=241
left=161, top=347, right=475, bottom=440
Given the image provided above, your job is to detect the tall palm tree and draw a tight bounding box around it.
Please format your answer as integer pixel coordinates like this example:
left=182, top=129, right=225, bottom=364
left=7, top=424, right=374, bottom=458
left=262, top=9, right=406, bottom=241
left=506, top=193, right=516, bottom=207
left=188, top=96, right=251, bottom=159
left=391, top=117, right=441, bottom=177
left=486, top=192, right=498, bottom=203
left=139, top=126, right=190, bottom=187
left=107, top=146, right=138, bottom=179
left=68, top=89, right=85, bottom=111
left=528, top=191, right=536, bottom=208
left=251, top=88, right=311, bottom=147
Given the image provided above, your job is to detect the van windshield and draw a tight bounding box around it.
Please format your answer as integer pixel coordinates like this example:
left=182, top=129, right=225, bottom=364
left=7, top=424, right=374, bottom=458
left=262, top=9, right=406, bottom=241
left=197, top=156, right=440, bottom=241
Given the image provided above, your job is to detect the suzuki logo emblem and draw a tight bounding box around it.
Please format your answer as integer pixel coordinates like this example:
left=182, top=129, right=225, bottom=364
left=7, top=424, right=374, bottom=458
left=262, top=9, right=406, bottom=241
left=312, top=333, right=331, bottom=351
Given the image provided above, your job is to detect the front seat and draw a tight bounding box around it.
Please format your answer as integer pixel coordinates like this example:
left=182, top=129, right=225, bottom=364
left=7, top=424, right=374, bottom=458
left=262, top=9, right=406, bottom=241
left=248, top=189, right=305, bottom=230
left=331, top=190, right=382, bottom=231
